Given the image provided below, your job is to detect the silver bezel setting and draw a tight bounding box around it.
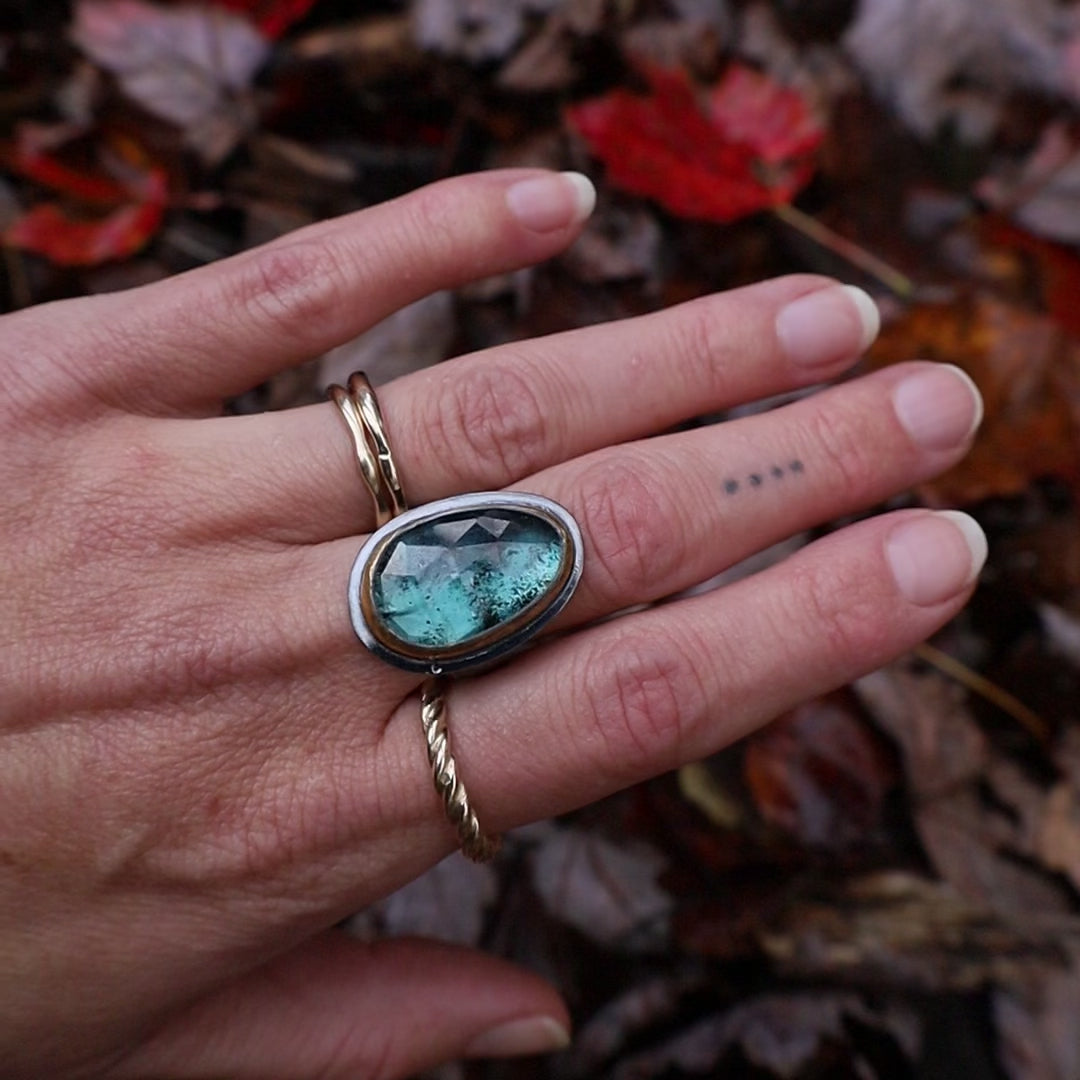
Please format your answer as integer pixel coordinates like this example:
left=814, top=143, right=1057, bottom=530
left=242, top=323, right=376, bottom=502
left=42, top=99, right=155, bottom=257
left=348, top=491, right=584, bottom=675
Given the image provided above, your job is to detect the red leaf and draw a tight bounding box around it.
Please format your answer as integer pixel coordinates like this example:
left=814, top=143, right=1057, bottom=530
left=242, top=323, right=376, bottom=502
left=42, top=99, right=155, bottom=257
left=743, top=694, right=896, bottom=850
left=11, top=147, right=133, bottom=205
left=566, top=64, right=823, bottom=224
left=212, top=0, right=318, bottom=38
left=5, top=168, right=167, bottom=266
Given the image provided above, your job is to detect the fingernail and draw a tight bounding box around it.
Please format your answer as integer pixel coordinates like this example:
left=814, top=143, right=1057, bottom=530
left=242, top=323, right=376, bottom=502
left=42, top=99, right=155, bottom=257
left=506, top=172, right=596, bottom=232
left=892, top=364, right=984, bottom=451
left=775, top=285, right=880, bottom=369
left=886, top=511, right=988, bottom=606
left=465, top=1016, right=571, bottom=1059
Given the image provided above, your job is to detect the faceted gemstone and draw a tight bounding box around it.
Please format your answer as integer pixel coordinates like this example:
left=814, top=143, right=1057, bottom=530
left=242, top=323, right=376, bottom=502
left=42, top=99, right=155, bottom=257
left=370, top=508, right=566, bottom=649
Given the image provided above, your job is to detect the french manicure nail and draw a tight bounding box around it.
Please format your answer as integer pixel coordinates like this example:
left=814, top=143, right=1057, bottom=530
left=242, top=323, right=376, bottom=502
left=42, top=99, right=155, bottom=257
left=465, top=1016, right=571, bottom=1059
left=886, top=511, right=988, bottom=606
left=506, top=172, right=596, bottom=233
left=892, top=364, right=984, bottom=451
left=775, top=284, right=881, bottom=369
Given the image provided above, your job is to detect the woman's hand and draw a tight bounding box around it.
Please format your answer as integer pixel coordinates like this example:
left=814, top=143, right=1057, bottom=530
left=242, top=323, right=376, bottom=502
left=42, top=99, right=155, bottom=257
left=0, top=169, right=984, bottom=1079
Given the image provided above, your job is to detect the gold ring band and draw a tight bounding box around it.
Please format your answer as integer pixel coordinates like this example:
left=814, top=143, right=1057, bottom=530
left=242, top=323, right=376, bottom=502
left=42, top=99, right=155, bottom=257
left=329, top=372, right=407, bottom=527
left=328, top=371, right=500, bottom=862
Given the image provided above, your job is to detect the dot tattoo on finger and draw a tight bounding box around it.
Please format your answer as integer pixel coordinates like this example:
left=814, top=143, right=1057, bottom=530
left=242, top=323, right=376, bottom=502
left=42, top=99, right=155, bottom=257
left=721, top=460, right=805, bottom=495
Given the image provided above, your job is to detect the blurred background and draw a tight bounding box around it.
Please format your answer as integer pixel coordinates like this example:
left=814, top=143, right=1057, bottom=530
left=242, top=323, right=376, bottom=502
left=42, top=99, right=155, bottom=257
left=4, top=1, right=1080, bottom=1076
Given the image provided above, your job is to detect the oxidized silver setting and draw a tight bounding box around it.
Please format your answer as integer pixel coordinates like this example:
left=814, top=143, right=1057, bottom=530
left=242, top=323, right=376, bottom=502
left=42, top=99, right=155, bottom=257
left=349, top=491, right=584, bottom=676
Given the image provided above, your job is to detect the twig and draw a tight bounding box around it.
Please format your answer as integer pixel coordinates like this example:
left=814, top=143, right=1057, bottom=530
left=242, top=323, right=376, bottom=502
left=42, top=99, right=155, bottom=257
left=771, top=202, right=916, bottom=299
left=914, top=641, right=1051, bottom=744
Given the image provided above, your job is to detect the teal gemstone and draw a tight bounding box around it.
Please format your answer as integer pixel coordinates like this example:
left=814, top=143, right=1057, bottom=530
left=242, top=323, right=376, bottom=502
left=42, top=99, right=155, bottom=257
left=371, top=508, right=566, bottom=649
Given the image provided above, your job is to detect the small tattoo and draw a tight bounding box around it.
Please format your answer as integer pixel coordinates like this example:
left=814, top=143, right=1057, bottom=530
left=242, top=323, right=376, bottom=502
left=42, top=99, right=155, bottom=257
left=722, top=460, right=806, bottom=495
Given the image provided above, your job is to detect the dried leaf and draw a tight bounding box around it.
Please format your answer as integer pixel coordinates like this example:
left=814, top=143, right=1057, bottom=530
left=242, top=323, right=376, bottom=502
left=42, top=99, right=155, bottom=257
left=995, top=956, right=1080, bottom=1080
left=72, top=0, right=268, bottom=162
left=866, top=293, right=1080, bottom=504
left=568, top=971, right=708, bottom=1077
left=609, top=993, right=919, bottom=1080
left=530, top=828, right=672, bottom=950
left=743, top=693, right=895, bottom=849
left=347, top=852, right=497, bottom=946
left=412, top=0, right=560, bottom=63
left=566, top=63, right=823, bottom=224
left=844, top=0, right=1079, bottom=141
left=855, top=663, right=987, bottom=799
left=213, top=0, right=319, bottom=39
left=5, top=166, right=166, bottom=266
left=318, top=291, right=455, bottom=390
left=762, top=871, right=1070, bottom=992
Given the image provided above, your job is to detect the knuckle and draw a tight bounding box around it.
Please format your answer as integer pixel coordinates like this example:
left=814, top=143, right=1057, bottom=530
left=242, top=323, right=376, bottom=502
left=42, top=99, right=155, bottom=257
left=394, top=184, right=461, bottom=260
left=230, top=240, right=351, bottom=345
left=577, top=453, right=683, bottom=603
left=670, top=298, right=728, bottom=389
left=428, top=359, right=552, bottom=486
left=576, top=631, right=706, bottom=778
left=785, top=557, right=889, bottom=662
left=801, top=400, right=876, bottom=496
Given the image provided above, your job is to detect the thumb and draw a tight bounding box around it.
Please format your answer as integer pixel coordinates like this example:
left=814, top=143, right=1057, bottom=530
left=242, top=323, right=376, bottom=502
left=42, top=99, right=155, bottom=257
left=115, top=931, right=570, bottom=1079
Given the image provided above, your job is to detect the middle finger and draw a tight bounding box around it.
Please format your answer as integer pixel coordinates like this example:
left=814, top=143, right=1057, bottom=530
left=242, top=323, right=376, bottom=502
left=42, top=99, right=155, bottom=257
left=310, top=358, right=982, bottom=638
left=158, top=276, right=878, bottom=544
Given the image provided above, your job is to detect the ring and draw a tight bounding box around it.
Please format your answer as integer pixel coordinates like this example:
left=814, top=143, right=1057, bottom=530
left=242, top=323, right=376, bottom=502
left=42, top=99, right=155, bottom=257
left=329, top=372, right=584, bottom=861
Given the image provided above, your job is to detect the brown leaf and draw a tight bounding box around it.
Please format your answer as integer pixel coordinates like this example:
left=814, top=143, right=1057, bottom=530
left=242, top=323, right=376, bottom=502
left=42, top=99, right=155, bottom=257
left=867, top=292, right=1080, bottom=504
left=530, top=828, right=673, bottom=950
left=762, top=871, right=1071, bottom=992
left=855, top=662, right=988, bottom=799
left=995, top=953, right=1080, bottom=1080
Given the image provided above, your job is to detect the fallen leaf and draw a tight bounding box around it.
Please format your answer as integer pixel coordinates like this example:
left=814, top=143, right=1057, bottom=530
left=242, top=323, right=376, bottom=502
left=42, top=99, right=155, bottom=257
left=530, top=828, right=672, bottom=950
left=347, top=852, right=497, bottom=946
left=762, top=871, right=1072, bottom=992
left=318, top=291, right=455, bottom=390
left=866, top=292, right=1080, bottom=504
left=568, top=971, right=709, bottom=1077
left=609, top=993, right=919, bottom=1080
left=995, top=955, right=1080, bottom=1080
left=6, top=138, right=131, bottom=205
left=72, top=0, right=269, bottom=162
left=743, top=693, right=896, bottom=850
left=854, top=663, right=987, bottom=799
left=566, top=63, right=823, bottom=224
left=5, top=165, right=166, bottom=266
left=844, top=0, right=1079, bottom=141
left=212, top=0, right=319, bottom=39
left=412, top=0, right=560, bottom=63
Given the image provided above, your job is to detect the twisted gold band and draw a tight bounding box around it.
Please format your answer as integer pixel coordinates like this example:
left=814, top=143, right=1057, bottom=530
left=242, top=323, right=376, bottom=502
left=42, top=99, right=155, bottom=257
left=328, top=371, right=500, bottom=862
left=421, top=679, right=501, bottom=862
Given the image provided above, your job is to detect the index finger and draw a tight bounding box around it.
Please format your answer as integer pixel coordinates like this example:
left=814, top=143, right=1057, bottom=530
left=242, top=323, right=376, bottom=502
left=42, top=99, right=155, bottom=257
left=31, top=170, right=597, bottom=416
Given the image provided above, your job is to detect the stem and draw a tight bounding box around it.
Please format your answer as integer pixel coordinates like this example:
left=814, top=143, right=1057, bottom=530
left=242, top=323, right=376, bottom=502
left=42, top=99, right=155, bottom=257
left=914, top=642, right=1050, bottom=744
left=772, top=202, right=916, bottom=299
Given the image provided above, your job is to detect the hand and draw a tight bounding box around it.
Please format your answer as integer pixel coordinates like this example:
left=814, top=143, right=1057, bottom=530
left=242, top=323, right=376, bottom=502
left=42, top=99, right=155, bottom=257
left=0, top=169, right=984, bottom=1078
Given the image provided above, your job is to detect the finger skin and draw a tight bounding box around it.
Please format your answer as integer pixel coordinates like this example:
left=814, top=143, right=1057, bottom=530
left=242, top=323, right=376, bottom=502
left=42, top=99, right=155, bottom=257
left=162, top=274, right=867, bottom=542
left=114, top=933, right=568, bottom=1080
left=18, top=170, right=594, bottom=416
left=288, top=359, right=975, bottom=668
left=366, top=509, right=978, bottom=847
